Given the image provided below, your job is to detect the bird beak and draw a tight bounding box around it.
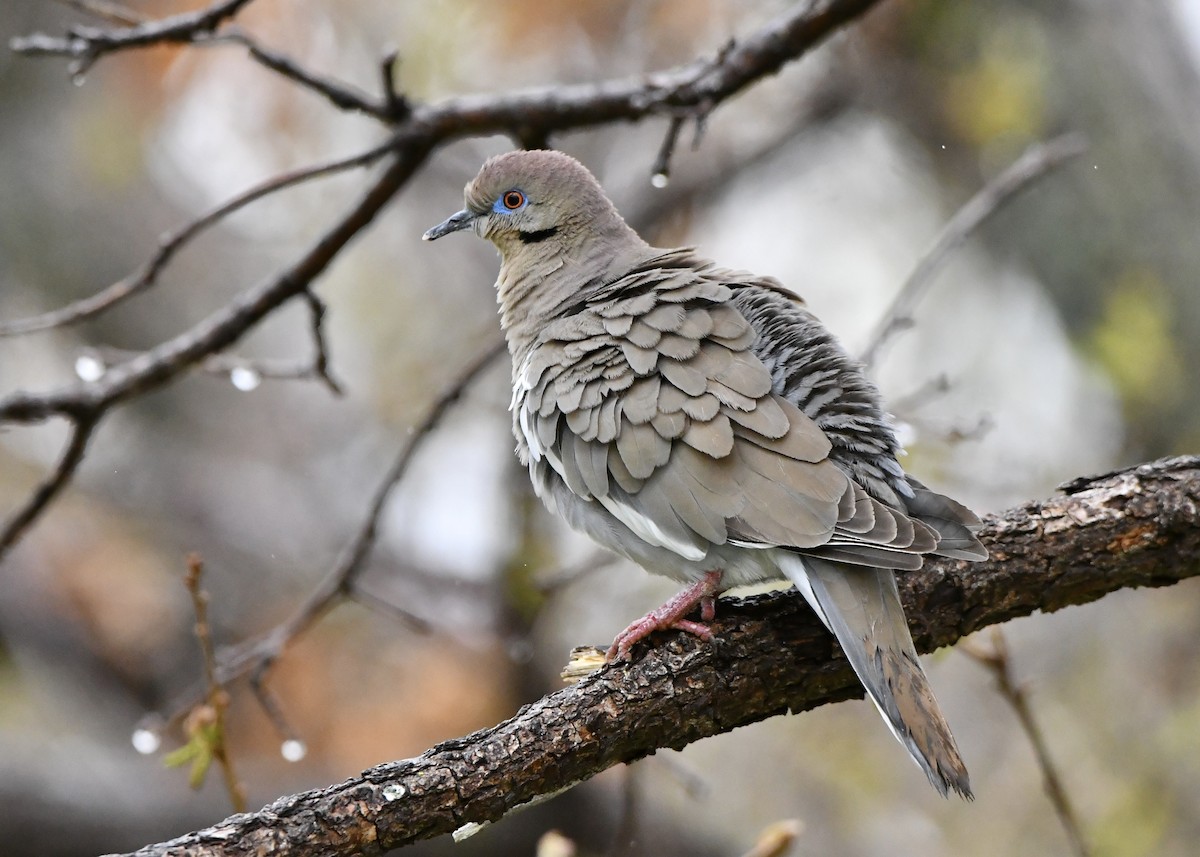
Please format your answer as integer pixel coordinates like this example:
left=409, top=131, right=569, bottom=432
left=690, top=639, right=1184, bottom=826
left=422, top=209, right=477, bottom=241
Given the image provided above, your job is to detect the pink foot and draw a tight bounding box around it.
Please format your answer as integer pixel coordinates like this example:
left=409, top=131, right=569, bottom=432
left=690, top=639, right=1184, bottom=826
left=607, top=571, right=723, bottom=661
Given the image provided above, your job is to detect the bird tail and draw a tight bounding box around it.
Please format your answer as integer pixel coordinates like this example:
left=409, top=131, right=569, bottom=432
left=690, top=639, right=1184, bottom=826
left=777, top=553, right=972, bottom=799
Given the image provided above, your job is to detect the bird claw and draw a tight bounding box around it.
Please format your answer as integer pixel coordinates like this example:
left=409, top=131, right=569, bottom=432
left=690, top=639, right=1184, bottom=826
left=605, top=571, right=722, bottom=662
left=606, top=615, right=715, bottom=661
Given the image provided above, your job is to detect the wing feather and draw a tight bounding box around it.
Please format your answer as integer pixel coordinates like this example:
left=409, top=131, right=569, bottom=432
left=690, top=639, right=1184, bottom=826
left=513, top=255, right=965, bottom=567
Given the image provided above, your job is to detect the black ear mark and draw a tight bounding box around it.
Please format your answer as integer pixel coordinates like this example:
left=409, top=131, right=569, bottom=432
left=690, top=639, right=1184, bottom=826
left=518, top=227, right=559, bottom=244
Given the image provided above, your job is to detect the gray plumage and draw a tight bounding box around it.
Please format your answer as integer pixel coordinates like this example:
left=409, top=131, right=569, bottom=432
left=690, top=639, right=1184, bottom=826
left=424, top=149, right=987, bottom=799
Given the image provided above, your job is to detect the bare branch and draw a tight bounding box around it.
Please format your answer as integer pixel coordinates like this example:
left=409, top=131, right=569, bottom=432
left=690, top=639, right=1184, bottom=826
left=0, top=415, right=98, bottom=563
left=650, top=115, right=686, bottom=185
left=54, top=0, right=145, bottom=26
left=889, top=373, right=952, bottom=414
left=378, top=48, right=409, bottom=121
left=11, top=0, right=258, bottom=76
left=301, top=290, right=344, bottom=396
left=180, top=554, right=247, bottom=813
left=329, top=340, right=506, bottom=592
left=151, top=342, right=502, bottom=733
left=81, top=346, right=335, bottom=391
left=0, top=143, right=426, bottom=428
left=409, top=0, right=884, bottom=139
left=247, top=674, right=302, bottom=754
left=215, top=29, right=388, bottom=120
left=963, top=629, right=1092, bottom=857
left=110, top=456, right=1200, bottom=857
left=534, top=549, right=620, bottom=594
left=860, top=133, right=1089, bottom=369
left=0, top=136, right=399, bottom=338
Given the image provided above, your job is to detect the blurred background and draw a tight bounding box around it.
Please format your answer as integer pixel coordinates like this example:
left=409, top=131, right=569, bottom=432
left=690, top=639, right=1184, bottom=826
left=1, top=1, right=1198, bottom=855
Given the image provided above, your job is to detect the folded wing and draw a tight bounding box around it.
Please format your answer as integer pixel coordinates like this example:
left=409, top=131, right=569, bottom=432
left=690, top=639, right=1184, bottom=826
left=515, top=252, right=958, bottom=567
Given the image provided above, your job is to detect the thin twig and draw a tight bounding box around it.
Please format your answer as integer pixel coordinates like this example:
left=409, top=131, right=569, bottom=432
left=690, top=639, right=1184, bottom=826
left=54, top=0, right=145, bottom=26
left=534, top=549, right=620, bottom=594
left=12, top=0, right=257, bottom=76
left=860, top=133, right=1088, bottom=369
left=963, top=628, right=1091, bottom=857
left=181, top=554, right=247, bottom=813
left=348, top=584, right=435, bottom=634
left=248, top=669, right=302, bottom=751
left=83, top=346, right=336, bottom=389
left=215, top=564, right=348, bottom=687
left=301, top=290, right=344, bottom=396
left=0, top=136, right=399, bottom=338
left=889, top=373, right=952, bottom=414
left=378, top=48, right=409, bottom=121
left=157, top=342, right=502, bottom=728
left=216, top=29, right=388, bottom=120
left=0, top=415, right=97, bottom=564
left=650, top=115, right=686, bottom=185
left=0, top=143, right=426, bottom=429
left=330, top=339, right=507, bottom=592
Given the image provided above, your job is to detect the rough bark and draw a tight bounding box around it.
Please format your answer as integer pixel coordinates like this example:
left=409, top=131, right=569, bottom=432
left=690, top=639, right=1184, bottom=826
left=111, top=455, right=1200, bottom=857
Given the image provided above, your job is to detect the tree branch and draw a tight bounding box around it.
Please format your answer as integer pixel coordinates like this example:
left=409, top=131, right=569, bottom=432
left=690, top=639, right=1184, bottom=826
left=214, top=28, right=389, bottom=120
left=0, top=145, right=425, bottom=427
left=0, top=414, right=98, bottom=560
left=860, top=132, right=1089, bottom=369
left=143, top=342, right=502, bottom=739
left=0, top=136, right=399, bottom=337
left=111, top=456, right=1200, bottom=857
left=11, top=0, right=258, bottom=76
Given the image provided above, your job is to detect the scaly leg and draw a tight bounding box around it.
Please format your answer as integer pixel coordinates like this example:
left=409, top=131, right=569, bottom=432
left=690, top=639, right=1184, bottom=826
left=607, top=571, right=723, bottom=661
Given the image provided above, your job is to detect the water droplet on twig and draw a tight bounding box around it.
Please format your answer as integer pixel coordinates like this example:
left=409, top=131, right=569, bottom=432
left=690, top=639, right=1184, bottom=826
left=280, top=739, right=307, bottom=762
left=132, top=728, right=161, bottom=755
left=650, top=172, right=669, bottom=189
left=230, top=366, right=262, bottom=392
left=75, top=354, right=105, bottom=382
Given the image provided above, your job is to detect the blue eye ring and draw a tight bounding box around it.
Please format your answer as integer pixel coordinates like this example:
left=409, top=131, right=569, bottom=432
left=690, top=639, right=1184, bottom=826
left=497, top=189, right=526, bottom=212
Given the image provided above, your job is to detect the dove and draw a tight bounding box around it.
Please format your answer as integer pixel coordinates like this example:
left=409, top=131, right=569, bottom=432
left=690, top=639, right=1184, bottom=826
left=423, top=149, right=987, bottom=798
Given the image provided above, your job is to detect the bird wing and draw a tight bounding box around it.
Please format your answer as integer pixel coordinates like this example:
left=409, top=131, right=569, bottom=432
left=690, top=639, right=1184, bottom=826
left=516, top=253, right=938, bottom=566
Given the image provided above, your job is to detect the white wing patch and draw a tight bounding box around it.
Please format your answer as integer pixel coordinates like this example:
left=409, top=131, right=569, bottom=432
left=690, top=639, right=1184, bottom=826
left=512, top=352, right=544, bottom=462
left=518, top=404, right=542, bottom=462
left=775, top=553, right=830, bottom=629
left=728, top=538, right=774, bottom=550
left=596, top=493, right=707, bottom=561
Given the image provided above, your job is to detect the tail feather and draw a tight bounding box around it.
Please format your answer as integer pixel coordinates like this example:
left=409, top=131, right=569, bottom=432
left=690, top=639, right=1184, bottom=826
left=903, top=479, right=989, bottom=562
left=777, top=553, right=973, bottom=799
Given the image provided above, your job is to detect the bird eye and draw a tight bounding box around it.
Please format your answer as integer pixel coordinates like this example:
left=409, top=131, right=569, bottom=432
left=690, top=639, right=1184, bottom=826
left=502, top=190, right=525, bottom=210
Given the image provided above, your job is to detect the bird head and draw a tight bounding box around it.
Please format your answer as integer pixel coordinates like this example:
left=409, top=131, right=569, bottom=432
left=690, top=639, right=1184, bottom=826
left=422, top=149, right=632, bottom=258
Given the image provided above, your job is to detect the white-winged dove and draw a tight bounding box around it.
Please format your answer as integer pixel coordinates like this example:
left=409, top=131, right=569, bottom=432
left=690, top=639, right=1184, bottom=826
left=424, top=150, right=987, bottom=798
